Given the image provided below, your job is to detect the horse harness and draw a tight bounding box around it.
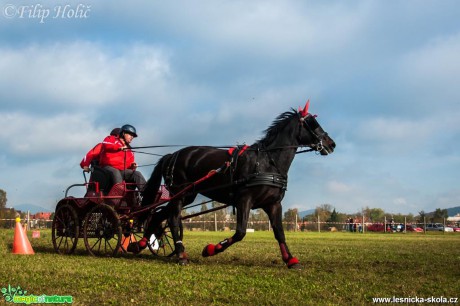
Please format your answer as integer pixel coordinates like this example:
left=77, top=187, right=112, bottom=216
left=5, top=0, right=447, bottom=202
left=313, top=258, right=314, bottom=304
left=226, top=144, right=288, bottom=192
left=163, top=145, right=288, bottom=196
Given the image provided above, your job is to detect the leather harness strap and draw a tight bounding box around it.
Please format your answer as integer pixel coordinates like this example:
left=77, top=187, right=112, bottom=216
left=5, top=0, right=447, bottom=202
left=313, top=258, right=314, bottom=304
left=244, top=172, right=288, bottom=190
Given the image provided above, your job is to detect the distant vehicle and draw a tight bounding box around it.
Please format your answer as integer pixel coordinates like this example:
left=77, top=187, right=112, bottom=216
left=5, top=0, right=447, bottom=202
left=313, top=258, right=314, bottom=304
left=367, top=223, right=385, bottom=232
left=425, top=223, right=454, bottom=232
left=452, top=226, right=460, bottom=232
left=366, top=223, right=425, bottom=232
left=404, top=224, right=423, bottom=232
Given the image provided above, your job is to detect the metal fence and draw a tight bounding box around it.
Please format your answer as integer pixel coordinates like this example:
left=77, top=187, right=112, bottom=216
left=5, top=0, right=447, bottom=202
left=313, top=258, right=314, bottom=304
left=0, top=217, right=455, bottom=233
left=0, top=218, right=53, bottom=229
left=167, top=217, right=456, bottom=233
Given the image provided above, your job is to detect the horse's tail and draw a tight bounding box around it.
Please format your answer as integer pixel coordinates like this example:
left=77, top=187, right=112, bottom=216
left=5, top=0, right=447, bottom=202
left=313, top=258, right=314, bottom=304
left=141, top=154, right=171, bottom=207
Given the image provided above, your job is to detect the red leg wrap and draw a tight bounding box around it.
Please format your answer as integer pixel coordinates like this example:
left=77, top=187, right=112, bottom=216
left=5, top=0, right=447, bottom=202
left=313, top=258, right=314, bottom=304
left=138, top=237, right=148, bottom=249
left=203, top=244, right=215, bottom=257
left=287, top=257, right=299, bottom=268
left=179, top=252, right=188, bottom=259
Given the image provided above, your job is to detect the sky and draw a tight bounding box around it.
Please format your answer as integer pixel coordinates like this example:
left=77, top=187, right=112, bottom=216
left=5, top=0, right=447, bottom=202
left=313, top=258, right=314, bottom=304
left=0, top=0, right=459, bottom=215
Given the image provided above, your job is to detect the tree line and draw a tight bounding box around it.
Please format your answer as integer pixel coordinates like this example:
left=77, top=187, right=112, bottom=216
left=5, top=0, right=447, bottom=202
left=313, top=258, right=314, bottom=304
left=183, top=201, right=451, bottom=232
left=297, top=204, right=448, bottom=224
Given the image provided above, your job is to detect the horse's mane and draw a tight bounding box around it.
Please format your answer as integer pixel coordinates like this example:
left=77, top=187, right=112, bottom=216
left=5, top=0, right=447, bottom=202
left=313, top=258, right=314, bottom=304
left=257, top=108, right=299, bottom=146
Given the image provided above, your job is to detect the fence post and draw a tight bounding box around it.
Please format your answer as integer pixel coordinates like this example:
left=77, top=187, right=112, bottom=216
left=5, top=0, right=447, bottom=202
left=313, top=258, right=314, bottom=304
left=295, top=214, right=298, bottom=232
left=424, top=216, right=426, bottom=234
left=214, top=212, right=217, bottom=232
left=404, top=216, right=407, bottom=233
left=384, top=216, right=387, bottom=233
left=317, top=215, right=320, bottom=233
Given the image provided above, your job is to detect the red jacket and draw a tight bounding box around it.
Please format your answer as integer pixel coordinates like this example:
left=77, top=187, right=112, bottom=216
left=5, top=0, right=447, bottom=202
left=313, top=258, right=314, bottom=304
left=99, top=135, right=135, bottom=170
left=80, top=143, right=102, bottom=168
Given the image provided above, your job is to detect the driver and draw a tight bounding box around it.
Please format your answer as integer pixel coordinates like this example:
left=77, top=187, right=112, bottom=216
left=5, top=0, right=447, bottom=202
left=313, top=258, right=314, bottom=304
left=99, top=124, right=146, bottom=192
left=80, top=127, right=121, bottom=172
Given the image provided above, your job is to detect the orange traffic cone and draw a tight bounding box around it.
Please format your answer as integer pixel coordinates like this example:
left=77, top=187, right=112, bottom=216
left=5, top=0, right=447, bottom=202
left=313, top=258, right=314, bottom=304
left=12, top=217, right=35, bottom=255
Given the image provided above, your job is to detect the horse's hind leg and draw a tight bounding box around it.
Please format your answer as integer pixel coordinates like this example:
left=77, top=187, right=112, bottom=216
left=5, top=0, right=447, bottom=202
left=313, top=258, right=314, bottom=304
left=202, top=200, right=250, bottom=257
left=128, top=206, right=169, bottom=254
left=263, top=202, right=301, bottom=269
left=168, top=199, right=188, bottom=265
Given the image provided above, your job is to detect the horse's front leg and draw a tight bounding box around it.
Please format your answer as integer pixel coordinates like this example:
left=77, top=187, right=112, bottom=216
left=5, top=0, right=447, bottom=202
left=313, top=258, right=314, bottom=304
left=202, top=200, right=250, bottom=257
left=264, top=202, right=301, bottom=269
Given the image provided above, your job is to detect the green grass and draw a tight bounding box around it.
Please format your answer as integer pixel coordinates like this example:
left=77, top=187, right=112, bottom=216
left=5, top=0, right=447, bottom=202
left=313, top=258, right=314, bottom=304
left=1, top=230, right=459, bottom=305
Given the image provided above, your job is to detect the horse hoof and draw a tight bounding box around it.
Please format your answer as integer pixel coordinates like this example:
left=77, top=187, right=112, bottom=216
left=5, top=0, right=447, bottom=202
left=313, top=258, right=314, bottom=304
left=178, top=258, right=189, bottom=265
left=127, top=241, right=146, bottom=254
left=288, top=263, right=302, bottom=270
left=177, top=252, right=189, bottom=265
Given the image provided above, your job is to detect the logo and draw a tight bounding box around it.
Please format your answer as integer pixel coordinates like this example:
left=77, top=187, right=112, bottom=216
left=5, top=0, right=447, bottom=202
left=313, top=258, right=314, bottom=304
left=1, top=285, right=73, bottom=304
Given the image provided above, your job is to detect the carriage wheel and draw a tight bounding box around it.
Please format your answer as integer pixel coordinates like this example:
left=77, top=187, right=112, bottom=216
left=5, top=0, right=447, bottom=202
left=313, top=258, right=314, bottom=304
left=83, top=204, right=122, bottom=257
left=52, top=204, right=79, bottom=255
left=148, top=220, right=183, bottom=257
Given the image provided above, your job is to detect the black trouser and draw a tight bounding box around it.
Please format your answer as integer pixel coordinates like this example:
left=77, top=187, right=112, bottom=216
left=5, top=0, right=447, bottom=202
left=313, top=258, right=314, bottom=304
left=103, top=166, right=146, bottom=192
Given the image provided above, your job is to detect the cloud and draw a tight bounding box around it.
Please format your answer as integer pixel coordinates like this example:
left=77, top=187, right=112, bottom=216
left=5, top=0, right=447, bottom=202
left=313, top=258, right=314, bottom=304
left=327, top=180, right=352, bottom=193
left=0, top=112, right=105, bottom=158
left=0, top=42, right=171, bottom=113
left=396, top=32, right=460, bottom=113
left=353, top=110, right=460, bottom=157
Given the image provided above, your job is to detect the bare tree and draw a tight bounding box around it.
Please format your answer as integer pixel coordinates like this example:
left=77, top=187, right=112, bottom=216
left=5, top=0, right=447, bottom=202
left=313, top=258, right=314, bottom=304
left=283, top=208, right=299, bottom=231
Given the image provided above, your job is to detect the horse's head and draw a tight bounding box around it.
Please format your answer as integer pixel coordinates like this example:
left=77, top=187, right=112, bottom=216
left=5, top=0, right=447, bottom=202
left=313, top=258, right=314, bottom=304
left=297, top=101, right=336, bottom=155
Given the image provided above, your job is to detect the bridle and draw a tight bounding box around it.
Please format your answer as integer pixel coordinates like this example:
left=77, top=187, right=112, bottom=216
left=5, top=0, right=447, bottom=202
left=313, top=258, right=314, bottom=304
left=297, top=114, right=329, bottom=154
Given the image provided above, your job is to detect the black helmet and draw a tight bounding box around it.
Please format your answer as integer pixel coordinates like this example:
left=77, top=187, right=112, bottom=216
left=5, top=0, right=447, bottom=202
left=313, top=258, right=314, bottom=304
left=120, top=124, right=137, bottom=137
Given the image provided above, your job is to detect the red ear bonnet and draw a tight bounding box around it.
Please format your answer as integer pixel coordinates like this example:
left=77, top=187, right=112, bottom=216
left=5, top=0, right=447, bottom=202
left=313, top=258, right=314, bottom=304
left=298, top=100, right=310, bottom=118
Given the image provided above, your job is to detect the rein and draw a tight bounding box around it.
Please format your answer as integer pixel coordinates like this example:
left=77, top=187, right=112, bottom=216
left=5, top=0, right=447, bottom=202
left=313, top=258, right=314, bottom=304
left=130, top=143, right=320, bottom=168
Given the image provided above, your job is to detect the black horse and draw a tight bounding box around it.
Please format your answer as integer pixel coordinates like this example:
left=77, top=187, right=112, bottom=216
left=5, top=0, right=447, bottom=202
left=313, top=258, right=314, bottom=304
left=136, top=101, right=335, bottom=269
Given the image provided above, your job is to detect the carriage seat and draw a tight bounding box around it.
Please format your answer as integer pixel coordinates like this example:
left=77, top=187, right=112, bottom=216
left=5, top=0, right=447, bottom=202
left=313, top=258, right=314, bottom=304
left=85, top=166, right=113, bottom=196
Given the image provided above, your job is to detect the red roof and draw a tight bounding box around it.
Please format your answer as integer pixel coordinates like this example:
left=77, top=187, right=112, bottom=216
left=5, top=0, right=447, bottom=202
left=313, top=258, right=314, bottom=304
left=31, top=212, right=52, bottom=220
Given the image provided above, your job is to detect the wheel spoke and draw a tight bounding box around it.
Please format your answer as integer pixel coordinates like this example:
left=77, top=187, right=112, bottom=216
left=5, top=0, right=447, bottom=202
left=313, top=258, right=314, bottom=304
left=56, top=235, right=63, bottom=249
left=64, top=237, right=69, bottom=251
left=55, top=212, right=65, bottom=226
left=105, top=239, right=114, bottom=253
left=90, top=237, right=102, bottom=252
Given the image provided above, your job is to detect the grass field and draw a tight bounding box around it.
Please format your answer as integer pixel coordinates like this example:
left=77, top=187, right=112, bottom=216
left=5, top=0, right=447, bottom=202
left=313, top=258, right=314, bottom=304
left=1, top=229, right=459, bottom=305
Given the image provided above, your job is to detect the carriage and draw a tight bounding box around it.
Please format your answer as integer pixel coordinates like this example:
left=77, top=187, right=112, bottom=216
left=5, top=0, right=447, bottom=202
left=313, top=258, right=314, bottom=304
left=52, top=162, right=230, bottom=257
left=52, top=166, right=176, bottom=257
left=52, top=101, right=336, bottom=269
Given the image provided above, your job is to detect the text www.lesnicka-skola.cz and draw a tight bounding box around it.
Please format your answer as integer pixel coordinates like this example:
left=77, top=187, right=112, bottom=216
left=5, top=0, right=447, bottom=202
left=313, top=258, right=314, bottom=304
left=372, top=296, right=458, bottom=304
left=3, top=3, right=91, bottom=23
